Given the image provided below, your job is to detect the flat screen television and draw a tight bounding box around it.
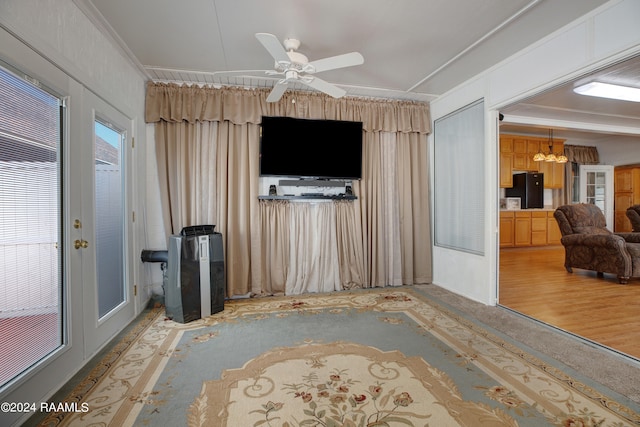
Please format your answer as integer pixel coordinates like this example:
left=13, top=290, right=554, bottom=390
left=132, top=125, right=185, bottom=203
left=259, top=116, right=363, bottom=179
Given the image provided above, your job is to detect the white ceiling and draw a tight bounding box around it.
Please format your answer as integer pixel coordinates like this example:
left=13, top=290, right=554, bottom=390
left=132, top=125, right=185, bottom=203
left=500, top=54, right=640, bottom=143
left=80, top=0, right=609, bottom=102
left=78, top=0, right=640, bottom=143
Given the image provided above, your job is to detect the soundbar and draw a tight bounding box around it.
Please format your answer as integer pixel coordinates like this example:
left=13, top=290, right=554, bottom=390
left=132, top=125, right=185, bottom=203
left=278, top=179, right=347, bottom=187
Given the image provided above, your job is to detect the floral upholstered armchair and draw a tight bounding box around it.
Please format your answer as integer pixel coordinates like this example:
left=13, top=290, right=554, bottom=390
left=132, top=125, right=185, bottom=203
left=554, top=203, right=640, bottom=284
left=626, top=205, right=640, bottom=232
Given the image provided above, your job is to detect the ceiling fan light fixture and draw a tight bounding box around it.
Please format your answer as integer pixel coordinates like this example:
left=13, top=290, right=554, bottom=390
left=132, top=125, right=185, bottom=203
left=248, top=33, right=364, bottom=102
left=573, top=81, right=640, bottom=102
left=556, top=153, right=568, bottom=163
left=544, top=153, right=557, bottom=162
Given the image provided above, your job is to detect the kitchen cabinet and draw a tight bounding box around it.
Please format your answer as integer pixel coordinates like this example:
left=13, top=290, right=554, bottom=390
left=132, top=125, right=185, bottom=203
left=512, top=138, right=528, bottom=170
left=500, top=154, right=513, bottom=188
left=614, top=193, right=633, bottom=232
left=500, top=137, right=514, bottom=188
left=526, top=140, right=541, bottom=171
left=511, top=138, right=539, bottom=171
left=514, top=211, right=532, bottom=246
left=614, top=165, right=640, bottom=232
left=500, top=210, right=560, bottom=247
left=547, top=211, right=562, bottom=245
left=531, top=211, right=548, bottom=245
left=500, top=134, right=565, bottom=189
left=500, top=211, right=515, bottom=247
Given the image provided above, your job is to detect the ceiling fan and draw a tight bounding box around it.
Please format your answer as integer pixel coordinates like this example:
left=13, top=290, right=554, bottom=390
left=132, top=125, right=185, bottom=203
left=214, top=33, right=364, bottom=102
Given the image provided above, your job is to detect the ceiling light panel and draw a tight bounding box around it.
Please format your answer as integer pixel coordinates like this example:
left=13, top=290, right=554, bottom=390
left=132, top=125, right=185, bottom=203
left=573, top=82, right=640, bottom=102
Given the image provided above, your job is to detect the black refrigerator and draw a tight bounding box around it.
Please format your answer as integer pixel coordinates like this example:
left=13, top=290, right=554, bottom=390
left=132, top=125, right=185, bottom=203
left=505, top=172, right=544, bottom=209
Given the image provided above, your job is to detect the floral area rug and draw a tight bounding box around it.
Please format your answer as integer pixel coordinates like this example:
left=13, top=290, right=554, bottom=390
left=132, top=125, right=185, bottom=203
left=40, top=287, right=639, bottom=426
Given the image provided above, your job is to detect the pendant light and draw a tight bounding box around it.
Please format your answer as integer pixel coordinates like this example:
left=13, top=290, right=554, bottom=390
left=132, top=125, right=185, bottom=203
left=551, top=128, right=568, bottom=163
left=533, top=139, right=546, bottom=162
left=556, top=152, right=568, bottom=163
left=533, top=149, right=546, bottom=162
left=544, top=129, right=557, bottom=162
left=532, top=129, right=568, bottom=163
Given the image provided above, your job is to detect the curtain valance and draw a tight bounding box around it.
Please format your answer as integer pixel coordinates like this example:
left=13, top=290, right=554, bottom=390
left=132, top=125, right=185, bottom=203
left=564, top=144, right=599, bottom=164
left=145, top=82, right=431, bottom=134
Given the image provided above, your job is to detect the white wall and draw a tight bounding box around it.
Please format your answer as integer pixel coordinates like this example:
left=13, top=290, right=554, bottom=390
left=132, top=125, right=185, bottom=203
left=430, top=78, right=499, bottom=305
left=559, top=135, right=640, bottom=166
left=144, top=124, right=168, bottom=297
left=431, top=0, right=640, bottom=305
left=595, top=136, right=640, bottom=166
left=0, top=1, right=147, bottom=425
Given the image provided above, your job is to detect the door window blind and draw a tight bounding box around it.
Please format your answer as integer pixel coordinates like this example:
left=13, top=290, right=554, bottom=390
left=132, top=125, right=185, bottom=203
left=0, top=64, right=63, bottom=387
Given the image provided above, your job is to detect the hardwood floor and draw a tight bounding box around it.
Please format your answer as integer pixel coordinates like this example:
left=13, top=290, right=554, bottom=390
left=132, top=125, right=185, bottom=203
left=499, top=245, right=640, bottom=360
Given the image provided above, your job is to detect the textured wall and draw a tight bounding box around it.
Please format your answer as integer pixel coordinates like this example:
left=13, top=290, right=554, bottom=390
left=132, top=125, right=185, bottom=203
left=0, top=0, right=145, bottom=115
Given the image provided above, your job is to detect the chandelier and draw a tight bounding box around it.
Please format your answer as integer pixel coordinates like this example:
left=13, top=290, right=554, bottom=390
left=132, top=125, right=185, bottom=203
left=533, top=129, right=568, bottom=163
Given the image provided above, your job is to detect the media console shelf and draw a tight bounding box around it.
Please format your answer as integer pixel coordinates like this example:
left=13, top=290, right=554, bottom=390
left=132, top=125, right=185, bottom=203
left=278, top=179, right=348, bottom=187
left=258, top=195, right=357, bottom=201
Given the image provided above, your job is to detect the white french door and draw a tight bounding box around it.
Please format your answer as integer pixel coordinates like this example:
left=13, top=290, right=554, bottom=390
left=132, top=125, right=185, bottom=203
left=78, top=92, right=134, bottom=356
left=0, top=27, right=136, bottom=419
left=579, top=165, right=614, bottom=231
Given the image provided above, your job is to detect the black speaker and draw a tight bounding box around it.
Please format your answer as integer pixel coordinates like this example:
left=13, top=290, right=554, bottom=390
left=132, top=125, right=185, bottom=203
left=269, top=184, right=277, bottom=196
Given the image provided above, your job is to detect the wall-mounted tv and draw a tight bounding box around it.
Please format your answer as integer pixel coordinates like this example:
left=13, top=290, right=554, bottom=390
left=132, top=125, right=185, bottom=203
left=260, top=116, right=363, bottom=180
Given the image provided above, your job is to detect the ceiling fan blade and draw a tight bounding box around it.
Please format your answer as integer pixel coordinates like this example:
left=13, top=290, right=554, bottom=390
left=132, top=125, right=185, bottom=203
left=255, top=33, right=289, bottom=63
left=301, top=76, right=346, bottom=98
left=266, top=80, right=289, bottom=102
left=307, top=52, right=364, bottom=73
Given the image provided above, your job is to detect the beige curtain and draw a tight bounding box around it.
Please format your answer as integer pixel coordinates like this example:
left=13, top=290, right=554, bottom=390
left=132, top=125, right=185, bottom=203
left=564, top=144, right=600, bottom=164
left=258, top=200, right=364, bottom=295
left=155, top=121, right=218, bottom=234
left=258, top=200, right=289, bottom=295
left=397, top=131, right=431, bottom=284
left=285, top=202, right=341, bottom=295
left=354, top=131, right=431, bottom=286
left=146, top=83, right=432, bottom=297
left=335, top=200, right=366, bottom=289
left=216, top=120, right=262, bottom=296
left=145, top=83, right=431, bottom=132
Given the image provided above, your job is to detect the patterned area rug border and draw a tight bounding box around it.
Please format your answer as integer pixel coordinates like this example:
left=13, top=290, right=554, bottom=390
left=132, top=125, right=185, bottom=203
left=412, top=288, right=640, bottom=421
left=37, top=307, right=163, bottom=426
left=412, top=289, right=640, bottom=412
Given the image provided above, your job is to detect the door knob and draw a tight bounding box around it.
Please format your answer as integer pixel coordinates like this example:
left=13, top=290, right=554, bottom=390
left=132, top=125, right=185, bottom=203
left=74, top=239, right=89, bottom=249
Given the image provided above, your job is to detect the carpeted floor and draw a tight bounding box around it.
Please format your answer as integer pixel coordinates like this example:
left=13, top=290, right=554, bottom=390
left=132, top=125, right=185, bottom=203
left=27, top=284, right=640, bottom=426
